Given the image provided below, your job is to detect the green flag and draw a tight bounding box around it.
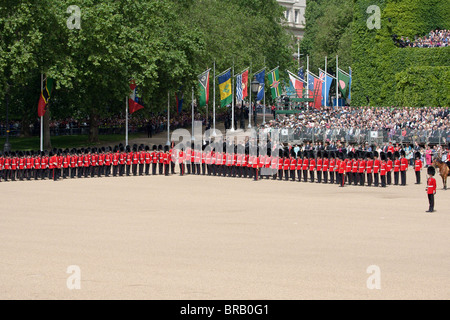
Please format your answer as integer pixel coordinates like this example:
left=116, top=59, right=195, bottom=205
left=198, top=69, right=210, bottom=107
left=337, top=69, right=350, bottom=99
left=268, top=67, right=281, bottom=99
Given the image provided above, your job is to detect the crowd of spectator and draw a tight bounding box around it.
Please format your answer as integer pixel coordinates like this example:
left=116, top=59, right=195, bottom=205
left=398, top=29, right=449, bottom=48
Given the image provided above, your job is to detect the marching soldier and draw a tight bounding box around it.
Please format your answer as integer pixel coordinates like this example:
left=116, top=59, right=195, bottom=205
left=125, top=146, right=132, bottom=176
left=329, top=151, right=335, bottom=184
left=345, top=152, right=352, bottom=185
left=302, top=150, right=309, bottom=183
left=358, top=152, right=366, bottom=186
left=380, top=152, right=387, bottom=188
left=144, top=146, right=151, bottom=176
left=178, top=144, right=185, bottom=176
left=425, top=166, right=436, bottom=212
left=366, top=152, right=373, bottom=187
left=309, top=150, right=316, bottom=183
left=414, top=151, right=422, bottom=184
left=283, top=149, right=290, bottom=181
left=316, top=150, right=323, bottom=183
left=296, top=151, right=303, bottom=182
left=132, top=145, right=139, bottom=176
left=151, top=145, right=157, bottom=175
left=386, top=151, right=393, bottom=185
left=338, top=152, right=346, bottom=187
left=170, top=142, right=176, bottom=175
left=164, top=145, right=170, bottom=176
left=322, top=151, right=329, bottom=183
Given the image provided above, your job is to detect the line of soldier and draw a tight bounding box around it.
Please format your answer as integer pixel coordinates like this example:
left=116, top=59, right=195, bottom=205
left=0, top=143, right=423, bottom=186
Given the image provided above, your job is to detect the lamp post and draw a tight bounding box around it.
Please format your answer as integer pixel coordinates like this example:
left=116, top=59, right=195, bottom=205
left=4, top=83, right=11, bottom=152
left=251, top=77, right=259, bottom=128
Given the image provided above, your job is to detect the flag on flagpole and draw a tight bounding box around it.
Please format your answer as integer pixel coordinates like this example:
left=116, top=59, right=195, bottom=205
left=236, top=73, right=243, bottom=102
left=268, top=67, right=281, bottom=99
left=38, top=77, right=54, bottom=117
left=218, top=69, right=232, bottom=107
left=287, top=70, right=305, bottom=99
left=129, top=80, right=144, bottom=114
left=319, top=69, right=335, bottom=107
left=254, top=69, right=265, bottom=102
left=348, top=67, right=352, bottom=100
left=307, top=72, right=323, bottom=110
left=337, top=68, right=350, bottom=100
left=298, top=67, right=304, bottom=81
left=198, top=69, right=210, bottom=107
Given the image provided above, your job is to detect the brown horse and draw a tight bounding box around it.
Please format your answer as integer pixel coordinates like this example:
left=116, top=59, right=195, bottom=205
left=432, top=159, right=450, bottom=190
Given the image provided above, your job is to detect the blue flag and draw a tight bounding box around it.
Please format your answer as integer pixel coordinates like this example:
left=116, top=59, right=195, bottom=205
left=298, top=67, right=304, bottom=81
left=255, top=70, right=265, bottom=101
left=308, top=74, right=314, bottom=97
left=320, top=72, right=334, bottom=107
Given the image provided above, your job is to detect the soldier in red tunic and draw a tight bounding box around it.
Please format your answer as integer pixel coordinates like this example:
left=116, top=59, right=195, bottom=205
left=283, top=149, right=290, bottom=181
left=338, top=152, right=346, bottom=187
left=296, top=151, right=303, bottom=182
left=373, top=151, right=380, bottom=187
left=386, top=151, right=393, bottom=185
left=358, top=152, right=366, bottom=186
left=414, top=151, right=422, bottom=184
left=329, top=151, right=335, bottom=184
left=144, top=145, right=151, bottom=176
left=309, top=151, right=316, bottom=183
left=366, top=152, right=374, bottom=187
left=400, top=149, right=408, bottom=186
left=302, top=151, right=309, bottom=183
left=345, top=152, right=353, bottom=185
left=380, top=152, right=387, bottom=188
left=393, top=151, right=400, bottom=185
left=426, top=166, right=436, bottom=212
left=322, top=151, right=329, bottom=184
left=316, top=150, right=323, bottom=183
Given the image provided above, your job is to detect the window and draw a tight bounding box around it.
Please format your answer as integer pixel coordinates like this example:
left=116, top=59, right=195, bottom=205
left=285, top=9, right=290, bottom=22
left=294, top=10, right=299, bottom=23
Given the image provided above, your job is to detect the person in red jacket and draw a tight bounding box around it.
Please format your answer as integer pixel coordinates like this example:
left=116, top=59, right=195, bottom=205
left=138, top=145, right=145, bottom=176
left=49, top=151, right=58, bottom=181
left=277, top=149, right=283, bottom=181
left=296, top=150, right=303, bottom=182
left=414, top=151, right=423, bottom=184
left=393, top=151, right=400, bottom=185
left=345, top=152, right=353, bottom=185
left=329, top=151, right=335, bottom=184
left=366, top=152, right=374, bottom=187
left=309, top=151, right=316, bottom=183
left=125, top=146, right=132, bottom=176
left=316, top=150, right=323, bottom=183
left=144, top=145, right=151, bottom=176
left=426, top=166, right=437, bottom=212
left=338, top=152, right=346, bottom=187
left=351, top=152, right=359, bottom=186
left=373, top=151, right=380, bottom=187
left=322, top=151, right=329, bottom=184
left=283, top=149, right=290, bottom=181
left=380, top=152, right=387, bottom=188
left=400, top=149, right=408, bottom=186
left=358, top=152, right=366, bottom=186
left=62, top=149, right=70, bottom=179
left=386, top=151, right=393, bottom=185
left=302, top=150, right=309, bottom=183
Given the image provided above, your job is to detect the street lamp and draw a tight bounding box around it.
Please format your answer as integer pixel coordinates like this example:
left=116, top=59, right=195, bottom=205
left=251, top=78, right=259, bottom=128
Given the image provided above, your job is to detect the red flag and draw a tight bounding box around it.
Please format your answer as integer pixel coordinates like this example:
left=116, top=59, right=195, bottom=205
left=242, top=69, right=249, bottom=99
left=313, top=76, right=323, bottom=110
left=288, top=73, right=304, bottom=98
left=129, top=81, right=144, bottom=114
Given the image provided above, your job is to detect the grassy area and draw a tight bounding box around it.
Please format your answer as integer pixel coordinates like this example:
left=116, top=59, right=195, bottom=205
left=0, top=133, right=145, bottom=151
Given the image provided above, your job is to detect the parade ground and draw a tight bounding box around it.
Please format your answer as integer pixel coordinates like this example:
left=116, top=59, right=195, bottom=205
left=0, top=168, right=449, bottom=300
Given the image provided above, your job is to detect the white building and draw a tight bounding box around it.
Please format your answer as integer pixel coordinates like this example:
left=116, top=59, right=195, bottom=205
left=277, top=0, right=306, bottom=40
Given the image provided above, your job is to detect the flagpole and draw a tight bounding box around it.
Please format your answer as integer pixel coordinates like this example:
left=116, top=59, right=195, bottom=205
left=167, top=90, right=170, bottom=146
left=191, top=86, right=194, bottom=141
left=125, top=96, right=129, bottom=146
left=40, top=73, right=43, bottom=152
left=263, top=57, right=266, bottom=125
left=336, top=55, right=339, bottom=109
left=306, top=55, right=309, bottom=101
left=231, top=62, right=235, bottom=131
left=248, top=63, right=252, bottom=129
left=213, top=61, right=216, bottom=136
left=325, top=56, right=327, bottom=107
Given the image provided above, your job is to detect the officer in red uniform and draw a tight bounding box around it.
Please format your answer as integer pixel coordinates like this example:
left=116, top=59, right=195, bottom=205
left=426, top=166, right=436, bottom=212
left=125, top=146, right=132, bottom=176
left=144, top=145, right=151, bottom=176
left=393, top=151, right=400, bottom=185
left=252, top=149, right=259, bottom=181
left=338, top=152, right=346, bottom=187
left=345, top=152, right=353, bottom=185
left=322, top=151, right=329, bottom=183
left=0, top=151, right=3, bottom=182
left=195, top=144, right=202, bottom=176
left=302, top=151, right=309, bottom=183
left=131, top=145, right=139, bottom=176
left=283, top=149, right=290, bottom=181
left=84, top=148, right=91, bottom=178
left=366, top=152, right=374, bottom=187
left=400, top=149, right=408, bottom=186
left=329, top=151, right=335, bottom=184
left=373, top=151, right=380, bottom=187
left=90, top=147, right=98, bottom=178
left=289, top=149, right=296, bottom=181
left=163, top=145, right=170, bottom=176
left=358, top=152, right=366, bottom=186
left=309, top=151, right=316, bottom=183
left=11, top=152, right=18, bottom=181
left=201, top=145, right=206, bottom=176
left=414, top=151, right=422, bottom=184
left=380, top=152, right=387, bottom=188
left=296, top=150, right=303, bottom=182
left=351, top=152, right=359, bottom=186
left=49, top=151, right=58, bottom=181
left=62, top=149, right=70, bottom=179
left=386, top=151, right=393, bottom=185
left=104, top=147, right=112, bottom=177
left=76, top=149, right=84, bottom=178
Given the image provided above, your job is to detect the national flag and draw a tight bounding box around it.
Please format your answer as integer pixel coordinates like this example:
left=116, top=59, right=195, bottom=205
left=319, top=69, right=334, bottom=107
left=307, top=72, right=323, bottom=110
left=198, top=69, right=210, bottom=107
left=38, top=77, right=54, bottom=117
left=218, top=69, right=232, bottom=107
left=348, top=67, right=352, bottom=100
left=298, top=67, right=304, bottom=81
left=254, top=69, right=265, bottom=102
left=268, top=67, right=281, bottom=99
left=236, top=73, right=243, bottom=102
left=338, top=68, right=350, bottom=100
left=288, top=71, right=304, bottom=99
left=129, top=80, right=144, bottom=114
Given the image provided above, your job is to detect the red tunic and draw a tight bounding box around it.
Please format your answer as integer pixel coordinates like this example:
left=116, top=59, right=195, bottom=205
left=366, top=159, right=373, bottom=174
left=427, top=177, right=436, bottom=194
left=414, top=159, right=422, bottom=172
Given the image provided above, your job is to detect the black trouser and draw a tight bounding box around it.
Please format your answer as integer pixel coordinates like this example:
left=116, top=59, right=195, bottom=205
left=374, top=173, right=379, bottom=187
left=303, top=170, right=308, bottom=182
left=164, top=163, right=169, bottom=176
left=387, top=172, right=392, bottom=185
left=394, top=171, right=399, bottom=185
left=139, top=164, right=144, bottom=176
left=192, top=162, right=196, bottom=175
left=253, top=168, right=258, bottom=181
left=158, top=163, right=163, bottom=175
left=415, top=171, right=421, bottom=184
left=84, top=166, right=90, bottom=178
left=297, top=170, right=302, bottom=181
left=339, top=173, right=345, bottom=186
left=113, top=165, right=118, bottom=176
left=323, top=171, right=328, bottom=183
left=330, top=171, right=334, bottom=184
left=317, top=171, right=322, bottom=183
left=152, top=163, right=157, bottom=175
left=171, top=162, right=175, bottom=175
left=428, top=194, right=434, bottom=211
left=346, top=172, right=352, bottom=185
left=290, top=170, right=295, bottom=181
left=145, top=164, right=150, bottom=175
left=186, top=163, right=191, bottom=174
left=353, top=172, right=358, bottom=185
left=212, top=164, right=216, bottom=176
left=196, top=163, right=201, bottom=175
left=367, top=173, right=373, bottom=186
left=105, top=165, right=111, bottom=177
left=278, top=169, right=283, bottom=180
left=126, top=165, right=131, bottom=176
left=284, top=170, right=289, bottom=181
left=179, top=163, right=185, bottom=175
left=381, top=175, right=386, bottom=187
left=132, top=164, right=137, bottom=176
left=359, top=172, right=365, bottom=186
left=401, top=170, right=406, bottom=186
left=91, top=166, right=96, bottom=178
left=310, top=171, right=314, bottom=182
